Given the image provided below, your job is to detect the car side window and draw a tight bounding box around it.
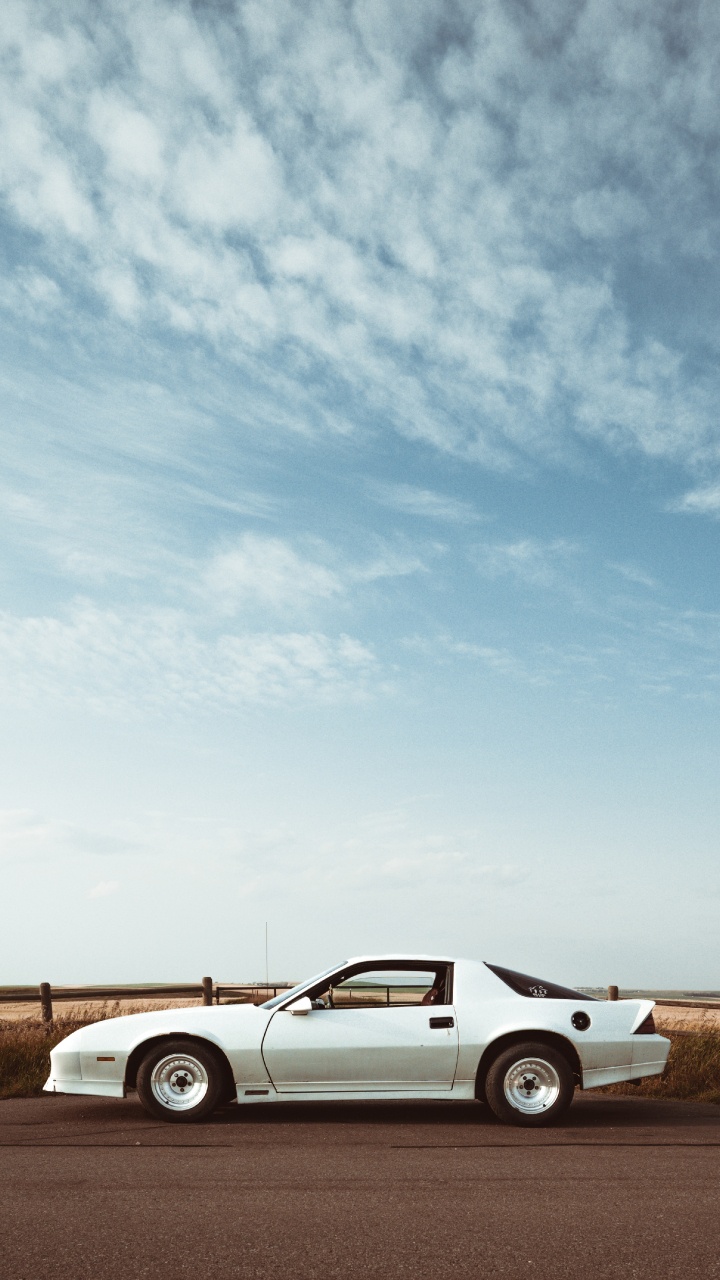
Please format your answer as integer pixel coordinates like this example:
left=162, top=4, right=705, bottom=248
left=311, top=967, right=448, bottom=1009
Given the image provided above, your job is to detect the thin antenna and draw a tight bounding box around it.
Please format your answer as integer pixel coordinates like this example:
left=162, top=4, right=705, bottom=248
left=265, top=921, right=268, bottom=988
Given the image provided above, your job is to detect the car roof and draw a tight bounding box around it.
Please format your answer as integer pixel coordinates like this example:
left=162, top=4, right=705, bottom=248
left=343, top=954, right=456, bottom=965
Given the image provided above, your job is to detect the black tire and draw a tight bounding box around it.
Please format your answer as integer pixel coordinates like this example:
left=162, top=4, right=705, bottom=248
left=484, top=1040, right=574, bottom=1127
left=136, top=1038, right=226, bottom=1123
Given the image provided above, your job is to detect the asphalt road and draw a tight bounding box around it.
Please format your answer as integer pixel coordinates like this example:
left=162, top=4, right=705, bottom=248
left=2, top=1092, right=720, bottom=1279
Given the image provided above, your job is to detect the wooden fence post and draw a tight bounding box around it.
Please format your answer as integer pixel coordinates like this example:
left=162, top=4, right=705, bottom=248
left=607, top=984, right=619, bottom=1002
left=202, top=976, right=213, bottom=1006
left=39, top=982, right=53, bottom=1022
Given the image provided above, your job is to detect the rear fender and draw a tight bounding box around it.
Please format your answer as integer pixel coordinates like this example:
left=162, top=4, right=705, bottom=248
left=475, top=1030, right=582, bottom=1098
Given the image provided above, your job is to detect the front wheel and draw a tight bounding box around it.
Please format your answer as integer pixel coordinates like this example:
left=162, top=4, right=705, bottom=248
left=136, top=1039, right=225, bottom=1123
left=484, top=1041, right=574, bottom=1127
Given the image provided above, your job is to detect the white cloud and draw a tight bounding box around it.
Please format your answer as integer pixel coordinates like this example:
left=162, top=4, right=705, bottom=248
left=447, top=601, right=714, bottom=697
left=405, top=634, right=552, bottom=686
left=371, top=483, right=481, bottom=523
left=0, top=600, right=379, bottom=715
left=669, top=483, right=720, bottom=516
left=1, top=0, right=718, bottom=470
left=571, top=187, right=648, bottom=239
left=88, top=879, right=120, bottom=899
left=0, top=270, right=62, bottom=325
left=199, top=534, right=425, bottom=613
left=171, top=117, right=281, bottom=230
left=447, top=640, right=550, bottom=686
left=0, top=810, right=141, bottom=861
left=0, top=364, right=284, bottom=591
left=608, top=562, right=658, bottom=589
left=89, top=92, right=165, bottom=183
left=374, top=852, right=521, bottom=888
left=349, top=547, right=427, bottom=583
left=202, top=534, right=342, bottom=614
left=225, top=802, right=526, bottom=897
left=472, top=538, right=577, bottom=587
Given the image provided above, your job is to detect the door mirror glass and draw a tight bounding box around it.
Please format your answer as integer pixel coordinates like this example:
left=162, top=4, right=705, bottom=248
left=287, top=996, right=313, bottom=1016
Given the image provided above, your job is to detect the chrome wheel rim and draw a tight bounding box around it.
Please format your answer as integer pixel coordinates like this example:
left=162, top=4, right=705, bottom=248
left=150, top=1053, right=208, bottom=1111
left=504, top=1057, right=560, bottom=1114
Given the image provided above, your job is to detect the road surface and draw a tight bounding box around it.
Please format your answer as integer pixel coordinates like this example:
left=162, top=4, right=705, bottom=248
left=2, top=1092, right=719, bottom=1278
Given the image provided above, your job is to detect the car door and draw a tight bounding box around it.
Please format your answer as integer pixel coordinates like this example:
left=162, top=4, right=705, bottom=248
left=261, top=965, right=459, bottom=1093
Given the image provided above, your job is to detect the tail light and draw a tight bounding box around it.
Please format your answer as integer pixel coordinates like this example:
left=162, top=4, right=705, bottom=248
left=634, top=1011, right=656, bottom=1034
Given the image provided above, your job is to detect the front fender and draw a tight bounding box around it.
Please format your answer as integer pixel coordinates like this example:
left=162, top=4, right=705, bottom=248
left=58, top=1004, right=273, bottom=1091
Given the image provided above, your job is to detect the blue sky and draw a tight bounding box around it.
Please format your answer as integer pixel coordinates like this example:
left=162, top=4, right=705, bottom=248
left=1, top=0, right=719, bottom=987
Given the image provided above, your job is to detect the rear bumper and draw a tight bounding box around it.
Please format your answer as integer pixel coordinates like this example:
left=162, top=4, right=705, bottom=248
left=632, top=1033, right=672, bottom=1073
left=582, top=1033, right=671, bottom=1091
left=582, top=1060, right=667, bottom=1089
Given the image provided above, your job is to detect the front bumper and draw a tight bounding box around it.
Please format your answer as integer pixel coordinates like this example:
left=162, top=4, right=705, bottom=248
left=44, top=1076, right=126, bottom=1098
left=45, top=1040, right=127, bottom=1098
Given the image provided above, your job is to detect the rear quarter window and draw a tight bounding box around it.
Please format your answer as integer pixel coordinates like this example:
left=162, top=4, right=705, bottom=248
left=485, top=963, right=597, bottom=1001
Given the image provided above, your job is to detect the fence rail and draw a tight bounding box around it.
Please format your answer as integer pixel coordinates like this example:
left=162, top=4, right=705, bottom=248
left=644, top=998, right=720, bottom=1010
left=2, top=982, right=719, bottom=1022
left=0, top=980, right=295, bottom=1021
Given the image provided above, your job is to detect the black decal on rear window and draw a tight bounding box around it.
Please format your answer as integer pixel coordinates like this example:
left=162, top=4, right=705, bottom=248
left=485, top=963, right=596, bottom=1001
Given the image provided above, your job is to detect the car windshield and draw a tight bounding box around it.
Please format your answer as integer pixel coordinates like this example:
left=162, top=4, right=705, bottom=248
left=260, top=964, right=343, bottom=1010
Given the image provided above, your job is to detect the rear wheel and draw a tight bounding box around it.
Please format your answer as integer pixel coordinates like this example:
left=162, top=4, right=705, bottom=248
left=136, top=1039, right=225, bottom=1123
left=484, top=1041, right=574, bottom=1127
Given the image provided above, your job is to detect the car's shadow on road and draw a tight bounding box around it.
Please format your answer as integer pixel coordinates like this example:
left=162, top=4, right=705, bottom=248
left=17, top=1091, right=719, bottom=1143
left=206, top=1093, right=720, bottom=1130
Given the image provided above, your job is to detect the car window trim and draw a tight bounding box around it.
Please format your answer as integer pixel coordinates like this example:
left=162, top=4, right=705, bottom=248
left=276, top=960, right=454, bottom=1010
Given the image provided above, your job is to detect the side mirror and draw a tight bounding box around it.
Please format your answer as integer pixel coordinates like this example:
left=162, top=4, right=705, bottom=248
left=287, top=996, right=313, bottom=1016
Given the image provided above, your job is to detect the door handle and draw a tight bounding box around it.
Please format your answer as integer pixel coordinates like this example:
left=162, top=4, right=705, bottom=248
left=429, top=1016, right=454, bottom=1029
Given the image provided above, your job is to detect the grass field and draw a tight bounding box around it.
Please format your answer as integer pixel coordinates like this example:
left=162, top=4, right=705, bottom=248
left=1, top=1017, right=719, bottom=1105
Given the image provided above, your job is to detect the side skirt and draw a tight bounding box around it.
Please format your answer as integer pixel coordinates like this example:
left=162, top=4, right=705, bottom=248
left=235, top=1081, right=477, bottom=1104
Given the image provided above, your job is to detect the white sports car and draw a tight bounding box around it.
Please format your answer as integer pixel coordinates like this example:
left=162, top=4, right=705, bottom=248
left=45, top=955, right=670, bottom=1127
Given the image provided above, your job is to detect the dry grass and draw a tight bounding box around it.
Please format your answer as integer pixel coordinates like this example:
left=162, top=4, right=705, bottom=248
left=0, top=1002, right=168, bottom=1100
left=0, top=996, right=208, bottom=1023
left=1, top=1016, right=90, bottom=1099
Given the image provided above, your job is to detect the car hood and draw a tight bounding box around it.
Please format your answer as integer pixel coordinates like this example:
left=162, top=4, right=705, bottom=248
left=56, top=1002, right=266, bottom=1053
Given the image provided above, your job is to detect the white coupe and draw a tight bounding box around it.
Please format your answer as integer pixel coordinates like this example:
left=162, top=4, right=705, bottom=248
left=45, top=955, right=670, bottom=1127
